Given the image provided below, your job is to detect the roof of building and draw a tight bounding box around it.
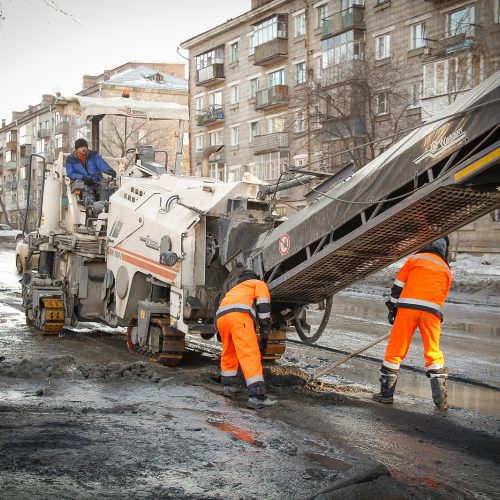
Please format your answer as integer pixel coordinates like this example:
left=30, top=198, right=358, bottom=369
left=104, top=66, right=187, bottom=92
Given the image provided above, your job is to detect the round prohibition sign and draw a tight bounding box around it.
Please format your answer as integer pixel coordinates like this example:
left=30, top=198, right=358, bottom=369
left=278, top=233, right=291, bottom=256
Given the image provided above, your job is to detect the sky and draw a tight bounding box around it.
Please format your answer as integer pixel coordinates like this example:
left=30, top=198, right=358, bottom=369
left=0, top=0, right=250, bottom=123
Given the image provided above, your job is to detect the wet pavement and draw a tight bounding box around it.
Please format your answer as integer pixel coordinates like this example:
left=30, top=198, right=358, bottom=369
left=0, top=245, right=499, bottom=498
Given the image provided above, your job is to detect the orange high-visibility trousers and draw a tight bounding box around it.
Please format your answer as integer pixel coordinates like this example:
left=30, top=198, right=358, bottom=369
left=383, top=308, right=445, bottom=371
left=216, top=311, right=264, bottom=386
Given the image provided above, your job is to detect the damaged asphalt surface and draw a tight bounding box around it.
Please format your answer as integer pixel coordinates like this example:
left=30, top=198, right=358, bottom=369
left=0, top=245, right=499, bottom=499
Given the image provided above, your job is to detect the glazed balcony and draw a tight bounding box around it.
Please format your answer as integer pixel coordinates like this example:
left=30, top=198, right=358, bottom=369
left=253, top=38, right=288, bottom=66
left=322, top=5, right=365, bottom=39
left=255, top=85, right=288, bottom=110
left=196, top=105, right=225, bottom=126
left=252, top=132, right=289, bottom=155
left=19, top=135, right=32, bottom=146
left=196, top=63, right=225, bottom=87
left=6, top=140, right=17, bottom=151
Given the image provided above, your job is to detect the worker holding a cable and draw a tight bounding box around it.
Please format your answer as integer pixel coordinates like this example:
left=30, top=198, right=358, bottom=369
left=373, top=238, right=452, bottom=410
left=216, top=269, right=277, bottom=409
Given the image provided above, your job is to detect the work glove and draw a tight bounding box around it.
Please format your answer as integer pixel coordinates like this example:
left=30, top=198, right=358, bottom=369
left=107, top=169, right=117, bottom=178
left=83, top=176, right=93, bottom=186
left=388, top=308, right=397, bottom=326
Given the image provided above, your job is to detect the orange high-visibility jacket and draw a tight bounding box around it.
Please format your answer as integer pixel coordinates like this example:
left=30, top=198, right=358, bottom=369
left=388, top=252, right=452, bottom=320
left=216, top=279, right=271, bottom=326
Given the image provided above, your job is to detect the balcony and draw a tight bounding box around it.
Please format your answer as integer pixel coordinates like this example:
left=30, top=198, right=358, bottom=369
left=254, top=38, right=288, bottom=65
left=20, top=178, right=29, bottom=188
left=252, top=132, right=289, bottom=155
left=6, top=181, right=17, bottom=190
left=426, top=29, right=475, bottom=58
left=255, top=85, right=289, bottom=110
left=195, top=150, right=225, bottom=164
left=18, top=157, right=30, bottom=167
left=196, top=105, right=225, bottom=126
left=37, top=128, right=51, bottom=139
left=6, top=140, right=17, bottom=151
left=55, top=121, right=69, bottom=135
left=5, top=161, right=17, bottom=170
left=321, top=58, right=364, bottom=87
left=196, top=64, right=225, bottom=87
left=322, top=5, right=365, bottom=39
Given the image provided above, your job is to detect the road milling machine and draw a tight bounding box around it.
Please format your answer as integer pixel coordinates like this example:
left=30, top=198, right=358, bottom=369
left=22, top=72, right=500, bottom=364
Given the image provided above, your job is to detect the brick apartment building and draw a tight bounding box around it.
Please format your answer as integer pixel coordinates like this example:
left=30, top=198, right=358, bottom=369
left=0, top=62, right=188, bottom=230
left=181, top=0, right=500, bottom=252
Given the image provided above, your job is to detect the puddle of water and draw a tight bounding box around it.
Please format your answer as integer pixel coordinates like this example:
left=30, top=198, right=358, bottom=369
left=207, top=419, right=265, bottom=447
left=304, top=452, right=351, bottom=471
left=328, top=358, right=500, bottom=418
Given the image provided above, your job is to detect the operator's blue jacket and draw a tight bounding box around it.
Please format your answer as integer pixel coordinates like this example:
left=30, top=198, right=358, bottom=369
left=65, top=150, right=113, bottom=183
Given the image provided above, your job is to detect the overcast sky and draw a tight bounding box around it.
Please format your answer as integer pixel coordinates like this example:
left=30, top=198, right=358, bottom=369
left=0, top=0, right=250, bottom=123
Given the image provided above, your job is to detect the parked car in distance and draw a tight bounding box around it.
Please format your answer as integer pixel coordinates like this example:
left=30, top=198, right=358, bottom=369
left=15, top=234, right=39, bottom=273
left=0, top=224, right=23, bottom=242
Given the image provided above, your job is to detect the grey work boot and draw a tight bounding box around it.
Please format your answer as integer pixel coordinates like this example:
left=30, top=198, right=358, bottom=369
left=428, top=368, right=448, bottom=411
left=372, top=366, right=399, bottom=404
left=247, top=396, right=277, bottom=409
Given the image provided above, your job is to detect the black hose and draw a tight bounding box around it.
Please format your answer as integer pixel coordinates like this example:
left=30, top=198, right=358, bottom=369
left=293, top=295, right=334, bottom=345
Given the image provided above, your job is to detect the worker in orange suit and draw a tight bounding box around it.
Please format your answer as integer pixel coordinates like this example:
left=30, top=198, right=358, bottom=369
left=373, top=238, right=452, bottom=410
left=216, top=269, right=276, bottom=409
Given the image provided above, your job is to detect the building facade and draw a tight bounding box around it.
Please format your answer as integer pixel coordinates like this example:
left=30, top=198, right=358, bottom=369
left=0, top=62, right=188, bottom=230
left=181, top=0, right=500, bottom=252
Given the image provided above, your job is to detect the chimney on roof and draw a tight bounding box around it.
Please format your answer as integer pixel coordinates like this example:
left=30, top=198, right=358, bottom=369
left=103, top=70, right=111, bottom=81
left=42, top=94, right=55, bottom=105
left=82, top=75, right=98, bottom=89
left=12, top=111, right=23, bottom=121
left=1, top=119, right=5, bottom=128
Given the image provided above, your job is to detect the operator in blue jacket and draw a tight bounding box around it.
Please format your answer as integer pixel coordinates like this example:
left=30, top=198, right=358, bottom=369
left=66, top=138, right=116, bottom=215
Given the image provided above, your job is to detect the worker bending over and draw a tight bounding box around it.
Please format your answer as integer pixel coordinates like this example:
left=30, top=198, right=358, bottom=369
left=373, top=238, right=452, bottom=410
left=66, top=138, right=116, bottom=216
left=216, top=270, right=276, bottom=409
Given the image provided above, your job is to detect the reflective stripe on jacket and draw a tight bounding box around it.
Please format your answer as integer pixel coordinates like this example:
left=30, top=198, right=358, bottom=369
left=390, top=252, right=452, bottom=320
left=216, top=279, right=271, bottom=323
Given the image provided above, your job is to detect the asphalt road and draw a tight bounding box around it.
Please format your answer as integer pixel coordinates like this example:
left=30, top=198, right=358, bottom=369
left=0, top=245, right=499, bottom=499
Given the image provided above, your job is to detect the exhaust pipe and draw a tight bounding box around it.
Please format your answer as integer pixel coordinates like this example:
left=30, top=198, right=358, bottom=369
left=200, top=145, right=223, bottom=178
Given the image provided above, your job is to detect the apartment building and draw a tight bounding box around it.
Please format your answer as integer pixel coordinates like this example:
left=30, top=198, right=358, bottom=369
left=181, top=0, right=500, bottom=252
left=0, top=62, right=188, bottom=230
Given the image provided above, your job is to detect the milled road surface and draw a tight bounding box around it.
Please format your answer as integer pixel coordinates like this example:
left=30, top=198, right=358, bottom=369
left=0, top=245, right=499, bottom=499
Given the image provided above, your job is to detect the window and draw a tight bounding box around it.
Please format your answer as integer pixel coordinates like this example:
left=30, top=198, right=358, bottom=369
left=209, top=130, right=223, bottom=146
left=410, top=22, right=426, bottom=50
left=248, top=31, right=255, bottom=56
left=408, top=82, right=422, bottom=109
left=294, top=12, right=306, bottom=37
left=195, top=135, right=204, bottom=151
left=230, top=126, right=240, bottom=146
left=195, top=46, right=224, bottom=70
left=321, top=30, right=364, bottom=69
left=374, top=93, right=388, bottom=115
left=253, top=15, right=287, bottom=48
left=208, top=91, right=223, bottom=107
left=317, top=4, right=329, bottom=28
left=496, top=0, right=500, bottom=23
left=295, top=62, right=306, bottom=85
left=195, top=96, right=204, bottom=112
left=447, top=6, right=475, bottom=37
left=5, top=150, right=16, bottom=162
left=268, top=68, right=285, bottom=88
left=375, top=33, right=391, bottom=60
left=230, top=41, right=239, bottom=63
left=249, top=121, right=259, bottom=142
left=267, top=116, right=285, bottom=133
left=229, top=85, right=239, bottom=105
left=55, top=134, right=64, bottom=149
left=36, top=139, right=45, bottom=154
left=249, top=77, right=259, bottom=98
left=293, top=110, right=305, bottom=133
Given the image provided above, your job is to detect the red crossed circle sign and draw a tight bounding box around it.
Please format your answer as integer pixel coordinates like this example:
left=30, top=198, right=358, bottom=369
left=278, top=233, right=291, bottom=256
